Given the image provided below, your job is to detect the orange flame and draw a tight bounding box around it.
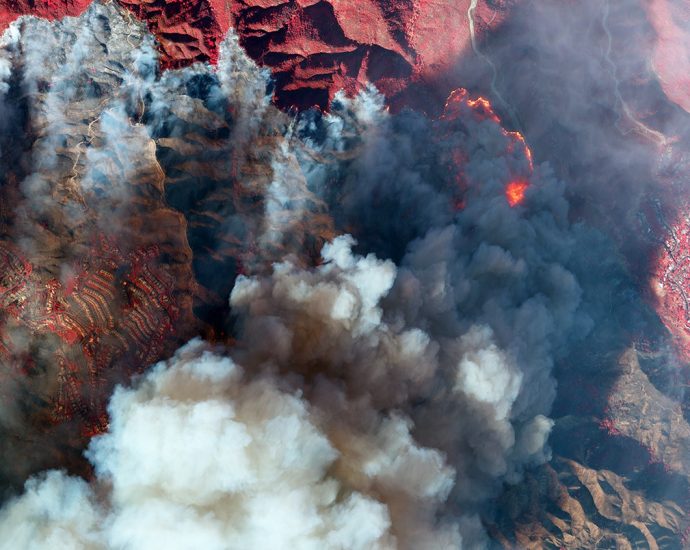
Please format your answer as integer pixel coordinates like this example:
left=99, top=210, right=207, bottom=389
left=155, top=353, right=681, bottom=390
left=505, top=181, right=529, bottom=207
left=442, top=89, right=534, bottom=174
left=441, top=90, right=535, bottom=211
left=507, top=130, right=534, bottom=173
left=442, top=88, right=501, bottom=125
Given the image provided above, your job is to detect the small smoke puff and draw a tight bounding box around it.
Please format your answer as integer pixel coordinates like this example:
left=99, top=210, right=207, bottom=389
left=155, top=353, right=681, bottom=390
left=130, top=38, right=159, bottom=81
left=0, top=56, right=11, bottom=96
left=331, top=85, right=388, bottom=128
left=454, top=325, right=522, bottom=420
left=514, top=414, right=555, bottom=465
left=216, top=29, right=272, bottom=139
left=0, top=471, right=102, bottom=549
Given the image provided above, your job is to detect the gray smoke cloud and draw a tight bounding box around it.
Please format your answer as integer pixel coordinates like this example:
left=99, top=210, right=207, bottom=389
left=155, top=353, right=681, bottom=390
left=292, top=89, right=595, bottom=500
left=454, top=0, right=690, bottom=256
left=446, top=0, right=690, bottom=528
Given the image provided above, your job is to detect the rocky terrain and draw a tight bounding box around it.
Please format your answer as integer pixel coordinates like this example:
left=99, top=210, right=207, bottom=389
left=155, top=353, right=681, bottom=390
left=0, top=0, right=507, bottom=109
left=493, top=348, right=690, bottom=548
left=1, top=0, right=688, bottom=117
left=492, top=456, right=687, bottom=549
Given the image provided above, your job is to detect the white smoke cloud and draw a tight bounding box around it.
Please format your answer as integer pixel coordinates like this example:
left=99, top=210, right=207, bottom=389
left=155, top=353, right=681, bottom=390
left=453, top=325, right=522, bottom=419
left=0, top=25, right=16, bottom=97
left=0, top=471, right=102, bottom=549
left=215, top=29, right=273, bottom=154
left=0, top=337, right=462, bottom=549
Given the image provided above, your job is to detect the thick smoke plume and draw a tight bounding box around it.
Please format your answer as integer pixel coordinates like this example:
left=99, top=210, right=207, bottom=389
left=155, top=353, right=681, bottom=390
left=0, top=218, right=585, bottom=547
left=454, top=0, right=690, bottom=260
left=0, top=337, right=460, bottom=549
left=0, top=1, right=669, bottom=548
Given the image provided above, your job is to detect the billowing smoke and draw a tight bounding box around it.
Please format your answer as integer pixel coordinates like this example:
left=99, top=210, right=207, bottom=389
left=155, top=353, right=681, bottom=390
left=446, top=0, right=690, bottom=531
left=0, top=337, right=460, bottom=549
left=0, top=1, right=672, bottom=547
left=0, top=220, right=583, bottom=547
left=0, top=200, right=591, bottom=548
left=290, top=90, right=594, bottom=501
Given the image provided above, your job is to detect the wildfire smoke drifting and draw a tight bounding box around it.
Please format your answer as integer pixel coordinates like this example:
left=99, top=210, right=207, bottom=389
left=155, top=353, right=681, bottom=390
left=0, top=1, right=688, bottom=548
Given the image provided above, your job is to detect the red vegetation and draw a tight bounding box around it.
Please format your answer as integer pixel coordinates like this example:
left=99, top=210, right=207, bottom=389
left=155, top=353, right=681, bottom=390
left=0, top=0, right=231, bottom=68
left=599, top=416, right=622, bottom=437
left=118, top=0, right=231, bottom=68
left=1, top=0, right=688, bottom=117
left=645, top=0, right=690, bottom=115
left=0, top=0, right=93, bottom=31
left=227, top=0, right=495, bottom=109
left=650, top=210, right=690, bottom=362
left=0, top=0, right=509, bottom=110
left=0, top=237, right=181, bottom=435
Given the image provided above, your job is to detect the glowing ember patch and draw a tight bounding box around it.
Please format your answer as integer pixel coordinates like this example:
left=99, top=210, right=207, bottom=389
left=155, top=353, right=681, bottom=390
left=505, top=181, right=529, bottom=207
